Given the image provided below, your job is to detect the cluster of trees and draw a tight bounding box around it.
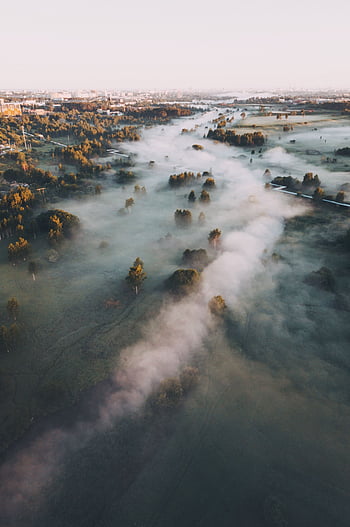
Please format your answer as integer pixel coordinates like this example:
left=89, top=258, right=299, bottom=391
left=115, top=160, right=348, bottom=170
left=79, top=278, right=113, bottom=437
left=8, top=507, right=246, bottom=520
left=3, top=165, right=59, bottom=187
left=188, top=189, right=211, bottom=203
left=36, top=209, right=80, bottom=240
left=270, top=173, right=349, bottom=203
left=272, top=172, right=321, bottom=192
left=0, top=186, right=35, bottom=240
left=165, top=268, right=200, bottom=295
left=0, top=115, right=23, bottom=146
left=3, top=152, right=109, bottom=197
left=115, top=169, right=135, bottom=184
left=174, top=209, right=192, bottom=227
left=8, top=237, right=31, bottom=262
left=0, top=111, right=143, bottom=167
left=206, top=128, right=265, bottom=147
left=335, top=147, right=350, bottom=157
left=302, top=172, right=321, bottom=189
left=21, top=110, right=137, bottom=143
left=149, top=366, right=200, bottom=410
left=169, top=171, right=196, bottom=188
left=182, top=248, right=209, bottom=270
left=113, top=126, right=141, bottom=142
left=134, top=184, right=147, bottom=195
left=168, top=171, right=210, bottom=188
left=271, top=176, right=299, bottom=190
left=3, top=152, right=104, bottom=196
left=124, top=105, right=193, bottom=122
left=54, top=139, right=107, bottom=174
left=202, top=177, right=215, bottom=188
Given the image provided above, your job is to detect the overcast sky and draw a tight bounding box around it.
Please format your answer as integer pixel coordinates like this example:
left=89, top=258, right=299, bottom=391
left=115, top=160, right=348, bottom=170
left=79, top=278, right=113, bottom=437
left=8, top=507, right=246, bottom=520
left=2, top=0, right=349, bottom=91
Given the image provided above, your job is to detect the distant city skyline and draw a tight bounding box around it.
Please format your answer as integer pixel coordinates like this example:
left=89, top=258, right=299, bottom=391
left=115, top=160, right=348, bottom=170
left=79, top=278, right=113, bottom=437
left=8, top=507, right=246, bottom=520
left=2, top=0, right=349, bottom=91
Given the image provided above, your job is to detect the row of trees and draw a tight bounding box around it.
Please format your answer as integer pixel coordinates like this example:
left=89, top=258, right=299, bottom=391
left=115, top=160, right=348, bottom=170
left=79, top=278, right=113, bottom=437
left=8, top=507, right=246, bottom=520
left=271, top=172, right=321, bottom=192
left=207, top=128, right=265, bottom=147
left=168, top=171, right=211, bottom=188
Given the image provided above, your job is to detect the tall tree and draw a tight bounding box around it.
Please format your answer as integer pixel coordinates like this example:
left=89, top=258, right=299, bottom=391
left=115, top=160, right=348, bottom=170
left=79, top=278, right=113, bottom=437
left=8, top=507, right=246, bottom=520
left=208, top=228, right=222, bottom=249
left=126, top=257, right=147, bottom=295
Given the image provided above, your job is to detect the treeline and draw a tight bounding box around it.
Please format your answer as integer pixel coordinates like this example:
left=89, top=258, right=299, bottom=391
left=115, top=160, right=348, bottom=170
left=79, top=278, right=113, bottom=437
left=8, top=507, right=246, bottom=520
left=2, top=161, right=99, bottom=196
left=314, top=102, right=350, bottom=113
left=1, top=111, right=140, bottom=149
left=0, top=115, right=24, bottom=146
left=206, top=128, right=265, bottom=147
left=0, top=180, right=80, bottom=253
left=3, top=165, right=58, bottom=187
left=23, top=110, right=121, bottom=140
left=272, top=172, right=321, bottom=192
left=124, top=105, right=194, bottom=121
left=0, top=186, right=35, bottom=240
left=270, top=172, right=347, bottom=203
left=335, top=147, right=350, bottom=157
left=27, top=113, right=140, bottom=143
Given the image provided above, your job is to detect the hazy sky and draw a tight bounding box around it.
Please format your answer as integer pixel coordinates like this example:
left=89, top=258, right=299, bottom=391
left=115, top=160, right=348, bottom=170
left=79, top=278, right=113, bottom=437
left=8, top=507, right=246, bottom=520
left=2, top=0, right=349, bottom=91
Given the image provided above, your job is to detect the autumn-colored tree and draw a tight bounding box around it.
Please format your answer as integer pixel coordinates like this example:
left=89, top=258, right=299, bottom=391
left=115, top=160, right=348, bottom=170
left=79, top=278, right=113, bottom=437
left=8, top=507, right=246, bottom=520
left=313, top=187, right=325, bottom=201
left=48, top=214, right=63, bottom=245
left=125, top=197, right=135, bottom=209
left=208, top=295, right=227, bottom=315
left=8, top=237, right=31, bottom=262
left=199, top=190, right=210, bottom=203
left=202, top=177, right=215, bottom=188
left=126, top=257, right=147, bottom=295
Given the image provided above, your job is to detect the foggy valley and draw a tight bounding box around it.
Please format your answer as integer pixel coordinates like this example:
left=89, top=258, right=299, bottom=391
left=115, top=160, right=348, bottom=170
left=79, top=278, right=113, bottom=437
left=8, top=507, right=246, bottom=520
left=1, top=97, right=350, bottom=526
